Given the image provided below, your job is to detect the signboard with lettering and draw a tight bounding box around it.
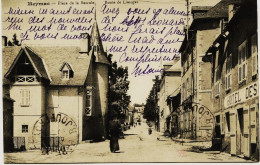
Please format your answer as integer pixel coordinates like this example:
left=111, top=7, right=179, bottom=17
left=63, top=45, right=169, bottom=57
left=224, top=82, right=258, bottom=108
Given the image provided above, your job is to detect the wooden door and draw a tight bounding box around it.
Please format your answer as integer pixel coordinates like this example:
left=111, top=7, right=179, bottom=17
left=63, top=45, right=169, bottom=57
left=230, top=112, right=236, bottom=155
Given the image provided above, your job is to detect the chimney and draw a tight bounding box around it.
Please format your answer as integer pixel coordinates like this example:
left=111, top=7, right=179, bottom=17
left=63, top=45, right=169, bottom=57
left=2, top=36, right=7, bottom=47
left=80, top=33, right=90, bottom=53
left=228, top=4, right=239, bottom=22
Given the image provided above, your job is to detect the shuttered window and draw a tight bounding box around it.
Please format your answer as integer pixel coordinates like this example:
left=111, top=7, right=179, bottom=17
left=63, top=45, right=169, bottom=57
left=251, top=33, right=258, bottom=76
left=238, top=40, right=247, bottom=83
left=225, top=55, right=232, bottom=90
left=20, top=89, right=30, bottom=107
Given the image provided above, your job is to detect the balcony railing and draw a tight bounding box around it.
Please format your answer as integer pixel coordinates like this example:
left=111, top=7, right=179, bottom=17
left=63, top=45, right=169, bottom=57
left=15, top=75, right=37, bottom=83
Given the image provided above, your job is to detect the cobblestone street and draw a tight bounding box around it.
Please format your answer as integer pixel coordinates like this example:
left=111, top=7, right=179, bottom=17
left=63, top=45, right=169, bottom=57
left=4, top=120, right=251, bottom=163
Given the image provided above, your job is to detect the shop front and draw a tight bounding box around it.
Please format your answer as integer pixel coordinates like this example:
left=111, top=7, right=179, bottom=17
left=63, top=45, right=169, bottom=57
left=224, top=82, right=258, bottom=158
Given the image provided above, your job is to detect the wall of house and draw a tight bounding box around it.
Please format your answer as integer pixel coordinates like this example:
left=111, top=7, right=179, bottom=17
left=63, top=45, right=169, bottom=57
left=10, top=84, right=45, bottom=149
left=210, top=1, right=258, bottom=160
left=46, top=87, right=82, bottom=145
left=159, top=73, right=181, bottom=133
left=180, top=20, right=220, bottom=140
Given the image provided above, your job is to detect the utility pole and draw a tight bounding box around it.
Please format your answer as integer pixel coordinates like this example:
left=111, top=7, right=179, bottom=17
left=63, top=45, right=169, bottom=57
left=186, top=0, right=190, bottom=40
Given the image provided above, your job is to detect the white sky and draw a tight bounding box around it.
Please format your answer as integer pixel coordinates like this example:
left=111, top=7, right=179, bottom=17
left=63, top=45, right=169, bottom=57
left=1, top=0, right=221, bottom=105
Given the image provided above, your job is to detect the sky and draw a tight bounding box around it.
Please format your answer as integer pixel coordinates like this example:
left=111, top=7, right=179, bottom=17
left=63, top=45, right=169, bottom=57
left=1, top=0, right=221, bottom=105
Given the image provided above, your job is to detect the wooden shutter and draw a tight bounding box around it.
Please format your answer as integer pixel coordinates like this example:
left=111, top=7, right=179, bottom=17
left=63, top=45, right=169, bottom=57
left=21, top=89, right=30, bottom=106
left=230, top=112, right=236, bottom=155
left=220, top=114, right=224, bottom=134
left=243, top=107, right=249, bottom=134
left=250, top=106, right=257, bottom=143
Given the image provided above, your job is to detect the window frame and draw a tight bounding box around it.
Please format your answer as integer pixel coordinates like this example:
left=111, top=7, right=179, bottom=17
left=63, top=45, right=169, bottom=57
left=238, top=40, right=247, bottom=84
left=85, top=87, right=93, bottom=116
left=62, top=70, right=69, bottom=80
left=22, top=125, right=28, bottom=133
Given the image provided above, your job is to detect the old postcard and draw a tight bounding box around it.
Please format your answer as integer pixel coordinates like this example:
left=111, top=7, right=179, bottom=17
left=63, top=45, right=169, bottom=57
left=1, top=0, right=259, bottom=163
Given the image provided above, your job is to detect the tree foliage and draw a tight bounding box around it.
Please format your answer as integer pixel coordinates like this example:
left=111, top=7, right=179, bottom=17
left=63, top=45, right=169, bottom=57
left=108, top=54, right=131, bottom=118
left=143, top=76, right=160, bottom=121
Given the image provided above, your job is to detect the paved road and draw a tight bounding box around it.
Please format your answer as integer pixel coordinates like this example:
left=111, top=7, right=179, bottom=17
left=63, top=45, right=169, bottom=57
left=4, top=121, right=250, bottom=163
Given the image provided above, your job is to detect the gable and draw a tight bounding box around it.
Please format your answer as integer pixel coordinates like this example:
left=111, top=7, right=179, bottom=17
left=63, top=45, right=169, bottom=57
left=3, top=46, right=92, bottom=86
left=4, top=47, right=50, bottom=81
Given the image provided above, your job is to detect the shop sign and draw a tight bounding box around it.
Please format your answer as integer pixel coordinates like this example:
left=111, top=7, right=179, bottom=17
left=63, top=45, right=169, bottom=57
left=224, top=82, right=258, bottom=108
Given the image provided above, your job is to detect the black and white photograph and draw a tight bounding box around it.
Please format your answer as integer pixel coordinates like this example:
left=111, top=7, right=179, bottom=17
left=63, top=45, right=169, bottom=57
left=1, top=0, right=259, bottom=163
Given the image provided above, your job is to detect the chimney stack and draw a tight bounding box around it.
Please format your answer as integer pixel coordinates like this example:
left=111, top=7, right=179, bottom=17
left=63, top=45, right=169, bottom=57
left=80, top=33, right=90, bottom=53
left=2, top=36, right=7, bottom=47
left=228, top=4, right=239, bottom=22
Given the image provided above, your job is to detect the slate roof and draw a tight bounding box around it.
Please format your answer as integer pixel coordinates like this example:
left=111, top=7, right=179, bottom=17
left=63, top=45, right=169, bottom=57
left=197, top=0, right=241, bottom=19
left=191, top=0, right=241, bottom=24
left=2, top=46, right=21, bottom=85
left=2, top=45, right=92, bottom=86
left=179, top=0, right=241, bottom=52
left=90, top=20, right=110, bottom=65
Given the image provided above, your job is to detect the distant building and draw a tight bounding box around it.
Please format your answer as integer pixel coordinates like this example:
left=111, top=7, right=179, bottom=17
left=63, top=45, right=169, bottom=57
left=167, top=87, right=181, bottom=137
left=2, top=18, right=111, bottom=150
left=203, top=0, right=258, bottom=160
left=158, top=59, right=181, bottom=133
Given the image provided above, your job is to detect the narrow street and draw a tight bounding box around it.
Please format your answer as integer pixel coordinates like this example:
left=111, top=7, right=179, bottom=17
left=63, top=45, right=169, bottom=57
left=4, top=119, right=251, bottom=163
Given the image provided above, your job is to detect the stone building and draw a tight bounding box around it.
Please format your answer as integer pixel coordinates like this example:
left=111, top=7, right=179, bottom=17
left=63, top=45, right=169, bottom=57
left=203, top=0, right=258, bottom=160
left=178, top=0, right=240, bottom=140
left=158, top=59, right=181, bottom=133
left=2, top=19, right=111, bottom=150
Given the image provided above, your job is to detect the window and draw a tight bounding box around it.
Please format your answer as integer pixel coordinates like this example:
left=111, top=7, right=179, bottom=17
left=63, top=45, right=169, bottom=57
left=22, top=125, right=28, bottom=133
left=215, top=66, right=220, bottom=97
left=225, top=55, right=232, bottom=91
left=60, top=62, right=74, bottom=80
left=62, top=70, right=69, bottom=79
left=20, top=89, right=30, bottom=107
left=251, top=34, right=258, bottom=76
left=238, top=41, right=247, bottom=83
left=85, top=87, right=92, bottom=116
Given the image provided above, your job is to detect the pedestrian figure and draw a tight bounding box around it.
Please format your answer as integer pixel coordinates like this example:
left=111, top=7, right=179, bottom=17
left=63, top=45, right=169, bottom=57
left=108, top=116, right=120, bottom=153
left=148, top=127, right=152, bottom=135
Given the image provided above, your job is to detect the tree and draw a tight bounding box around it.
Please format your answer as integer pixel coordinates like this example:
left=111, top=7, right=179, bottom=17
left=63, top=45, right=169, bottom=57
left=143, top=76, right=160, bottom=121
left=107, top=54, right=131, bottom=121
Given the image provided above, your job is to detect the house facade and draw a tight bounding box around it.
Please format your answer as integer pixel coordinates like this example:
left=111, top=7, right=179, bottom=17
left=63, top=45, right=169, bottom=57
left=203, top=0, right=258, bottom=160
left=178, top=0, right=240, bottom=140
left=158, top=59, right=181, bottom=133
left=2, top=19, right=111, bottom=150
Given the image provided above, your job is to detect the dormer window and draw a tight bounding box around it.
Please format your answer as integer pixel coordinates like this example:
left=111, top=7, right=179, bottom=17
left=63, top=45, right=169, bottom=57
left=60, top=62, right=74, bottom=80
left=62, top=70, right=69, bottom=79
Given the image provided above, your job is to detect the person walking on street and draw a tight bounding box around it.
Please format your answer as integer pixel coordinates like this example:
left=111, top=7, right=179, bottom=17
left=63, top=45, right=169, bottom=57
left=108, top=116, right=120, bottom=153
